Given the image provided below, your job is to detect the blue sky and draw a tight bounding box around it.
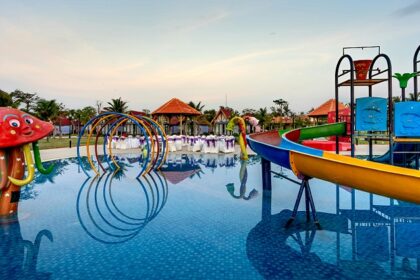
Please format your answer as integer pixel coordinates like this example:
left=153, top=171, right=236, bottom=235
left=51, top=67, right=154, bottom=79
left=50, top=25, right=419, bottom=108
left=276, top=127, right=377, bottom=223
left=1, top=0, right=419, bottom=113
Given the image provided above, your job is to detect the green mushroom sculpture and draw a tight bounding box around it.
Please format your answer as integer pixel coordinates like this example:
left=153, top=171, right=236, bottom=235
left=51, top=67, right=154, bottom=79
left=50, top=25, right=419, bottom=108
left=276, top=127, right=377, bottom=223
left=0, top=108, right=54, bottom=216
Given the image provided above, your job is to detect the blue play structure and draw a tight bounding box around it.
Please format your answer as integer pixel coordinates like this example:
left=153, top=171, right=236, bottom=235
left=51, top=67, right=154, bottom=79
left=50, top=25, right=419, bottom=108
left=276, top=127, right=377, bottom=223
left=394, top=101, right=420, bottom=137
left=356, top=97, right=388, bottom=132
left=373, top=101, right=420, bottom=166
left=355, top=99, right=420, bottom=167
left=347, top=46, right=420, bottom=168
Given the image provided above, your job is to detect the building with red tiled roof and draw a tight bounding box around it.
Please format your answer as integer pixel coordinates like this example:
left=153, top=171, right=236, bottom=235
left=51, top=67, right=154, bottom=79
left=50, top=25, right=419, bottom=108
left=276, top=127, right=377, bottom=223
left=307, top=99, right=346, bottom=117
left=129, top=110, right=147, bottom=117
left=152, top=98, right=201, bottom=115
left=211, top=106, right=234, bottom=135
left=307, top=99, right=346, bottom=123
left=152, top=98, right=201, bottom=135
left=53, top=116, right=82, bottom=135
left=270, top=116, right=293, bottom=129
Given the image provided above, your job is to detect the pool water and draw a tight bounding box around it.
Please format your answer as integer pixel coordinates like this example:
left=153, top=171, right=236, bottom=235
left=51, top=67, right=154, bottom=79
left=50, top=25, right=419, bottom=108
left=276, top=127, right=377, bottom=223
left=1, top=153, right=420, bottom=279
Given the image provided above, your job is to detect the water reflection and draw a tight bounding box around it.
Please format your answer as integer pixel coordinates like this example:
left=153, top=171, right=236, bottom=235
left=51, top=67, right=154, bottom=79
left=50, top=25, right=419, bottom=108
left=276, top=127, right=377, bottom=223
left=248, top=184, right=420, bottom=279
left=226, top=161, right=258, bottom=200
left=0, top=216, right=53, bottom=279
left=76, top=170, right=168, bottom=244
left=160, top=154, right=203, bottom=184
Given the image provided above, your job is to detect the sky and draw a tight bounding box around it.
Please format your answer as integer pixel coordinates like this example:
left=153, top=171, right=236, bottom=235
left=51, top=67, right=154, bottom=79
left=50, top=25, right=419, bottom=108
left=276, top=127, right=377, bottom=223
left=1, top=0, right=419, bottom=113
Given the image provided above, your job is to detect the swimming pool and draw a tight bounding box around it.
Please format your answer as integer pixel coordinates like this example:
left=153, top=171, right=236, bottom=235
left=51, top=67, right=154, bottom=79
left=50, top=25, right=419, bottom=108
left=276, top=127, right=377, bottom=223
left=1, top=153, right=419, bottom=279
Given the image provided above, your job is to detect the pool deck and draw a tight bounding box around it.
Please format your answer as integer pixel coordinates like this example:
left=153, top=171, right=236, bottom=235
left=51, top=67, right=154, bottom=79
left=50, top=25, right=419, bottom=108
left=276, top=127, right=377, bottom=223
left=39, top=144, right=389, bottom=162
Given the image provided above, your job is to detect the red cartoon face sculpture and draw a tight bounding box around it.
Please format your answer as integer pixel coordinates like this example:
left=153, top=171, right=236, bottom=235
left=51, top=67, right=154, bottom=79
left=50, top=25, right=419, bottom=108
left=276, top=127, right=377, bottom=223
left=0, top=108, right=54, bottom=148
left=0, top=107, right=55, bottom=216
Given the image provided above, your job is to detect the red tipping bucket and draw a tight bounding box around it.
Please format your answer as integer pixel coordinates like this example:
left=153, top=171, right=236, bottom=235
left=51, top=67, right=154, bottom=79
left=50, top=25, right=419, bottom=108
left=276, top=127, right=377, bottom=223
left=354, top=59, right=372, bottom=80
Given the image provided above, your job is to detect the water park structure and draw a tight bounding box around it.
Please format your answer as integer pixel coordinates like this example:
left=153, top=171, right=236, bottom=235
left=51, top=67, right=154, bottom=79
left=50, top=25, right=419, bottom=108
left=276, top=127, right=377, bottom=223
left=248, top=45, right=420, bottom=226
left=76, top=112, right=168, bottom=178
left=0, top=108, right=54, bottom=216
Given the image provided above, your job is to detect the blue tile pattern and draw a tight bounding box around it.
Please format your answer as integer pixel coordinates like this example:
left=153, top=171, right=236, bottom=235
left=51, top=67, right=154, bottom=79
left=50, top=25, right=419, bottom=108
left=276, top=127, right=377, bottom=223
left=0, top=154, right=419, bottom=279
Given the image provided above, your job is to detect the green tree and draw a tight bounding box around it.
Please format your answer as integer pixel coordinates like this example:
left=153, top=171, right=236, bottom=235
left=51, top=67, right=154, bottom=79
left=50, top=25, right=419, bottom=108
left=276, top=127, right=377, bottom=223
left=188, top=101, right=205, bottom=112
left=34, top=99, right=60, bottom=121
left=104, top=97, right=128, bottom=113
left=255, top=107, right=271, bottom=130
left=10, top=90, right=39, bottom=113
left=80, top=106, right=96, bottom=124
left=392, top=96, right=401, bottom=104
left=0, top=89, right=13, bottom=107
left=242, top=108, right=257, bottom=116
left=272, top=98, right=289, bottom=116
left=408, top=92, right=419, bottom=101
left=203, top=109, right=216, bottom=122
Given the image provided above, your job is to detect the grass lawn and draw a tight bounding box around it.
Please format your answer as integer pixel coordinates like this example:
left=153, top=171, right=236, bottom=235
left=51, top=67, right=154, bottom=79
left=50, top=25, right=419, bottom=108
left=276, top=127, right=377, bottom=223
left=37, top=136, right=104, bottom=149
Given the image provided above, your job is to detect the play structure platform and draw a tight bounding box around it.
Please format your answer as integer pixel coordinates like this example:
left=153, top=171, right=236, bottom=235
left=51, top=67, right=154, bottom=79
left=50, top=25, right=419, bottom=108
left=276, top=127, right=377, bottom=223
left=248, top=46, right=420, bottom=217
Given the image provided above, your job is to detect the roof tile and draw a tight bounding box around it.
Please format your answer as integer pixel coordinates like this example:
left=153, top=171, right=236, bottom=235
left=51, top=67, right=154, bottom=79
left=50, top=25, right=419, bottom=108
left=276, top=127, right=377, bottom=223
left=307, top=99, right=346, bottom=117
left=152, top=98, right=201, bottom=115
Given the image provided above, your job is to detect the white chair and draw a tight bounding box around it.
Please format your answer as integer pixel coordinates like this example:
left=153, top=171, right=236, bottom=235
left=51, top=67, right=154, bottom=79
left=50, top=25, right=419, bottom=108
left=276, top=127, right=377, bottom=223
left=139, top=136, right=146, bottom=149
left=167, top=136, right=176, bottom=152
left=175, top=135, right=183, bottom=151
left=181, top=135, right=187, bottom=147
left=110, top=136, right=118, bottom=149
left=126, top=135, right=134, bottom=149
left=118, top=136, right=127, bottom=150
left=209, top=135, right=218, bottom=154
left=132, top=135, right=140, bottom=149
left=192, top=136, right=201, bottom=152
left=202, top=136, right=211, bottom=153
left=218, top=136, right=227, bottom=153
left=226, top=136, right=235, bottom=153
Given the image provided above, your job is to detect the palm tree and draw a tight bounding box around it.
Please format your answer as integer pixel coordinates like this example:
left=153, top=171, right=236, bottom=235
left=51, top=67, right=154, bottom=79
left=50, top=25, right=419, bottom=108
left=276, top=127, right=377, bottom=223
left=188, top=101, right=205, bottom=112
left=104, top=97, right=128, bottom=113
left=34, top=99, right=60, bottom=122
left=255, top=107, right=270, bottom=131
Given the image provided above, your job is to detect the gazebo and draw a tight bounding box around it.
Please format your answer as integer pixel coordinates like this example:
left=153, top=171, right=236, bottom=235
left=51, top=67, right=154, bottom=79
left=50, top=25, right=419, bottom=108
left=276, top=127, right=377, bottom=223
left=307, top=99, right=346, bottom=124
left=152, top=98, right=201, bottom=135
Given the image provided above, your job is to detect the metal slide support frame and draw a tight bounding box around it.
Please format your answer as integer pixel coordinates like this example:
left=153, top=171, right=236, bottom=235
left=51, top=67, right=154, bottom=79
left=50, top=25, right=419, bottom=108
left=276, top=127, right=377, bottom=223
left=369, top=53, right=393, bottom=165
left=285, top=177, right=321, bottom=229
left=413, top=45, right=420, bottom=169
left=335, top=55, right=354, bottom=156
left=261, top=158, right=272, bottom=221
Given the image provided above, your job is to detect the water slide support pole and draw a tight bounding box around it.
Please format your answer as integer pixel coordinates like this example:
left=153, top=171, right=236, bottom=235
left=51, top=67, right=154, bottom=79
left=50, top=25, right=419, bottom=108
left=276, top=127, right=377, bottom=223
left=261, top=158, right=272, bottom=221
left=285, top=177, right=320, bottom=229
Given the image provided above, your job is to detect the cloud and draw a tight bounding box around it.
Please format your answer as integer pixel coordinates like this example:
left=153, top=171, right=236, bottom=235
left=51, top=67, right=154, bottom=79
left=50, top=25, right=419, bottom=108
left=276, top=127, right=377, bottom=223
left=393, top=0, right=420, bottom=16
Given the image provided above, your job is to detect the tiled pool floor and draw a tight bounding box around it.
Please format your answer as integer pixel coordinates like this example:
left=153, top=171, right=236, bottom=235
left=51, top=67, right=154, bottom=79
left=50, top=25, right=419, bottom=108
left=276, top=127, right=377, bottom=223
left=1, top=154, right=419, bottom=279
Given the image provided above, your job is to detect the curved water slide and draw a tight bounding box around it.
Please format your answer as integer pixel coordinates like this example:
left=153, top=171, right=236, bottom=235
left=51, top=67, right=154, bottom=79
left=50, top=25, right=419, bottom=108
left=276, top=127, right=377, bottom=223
left=247, top=123, right=420, bottom=204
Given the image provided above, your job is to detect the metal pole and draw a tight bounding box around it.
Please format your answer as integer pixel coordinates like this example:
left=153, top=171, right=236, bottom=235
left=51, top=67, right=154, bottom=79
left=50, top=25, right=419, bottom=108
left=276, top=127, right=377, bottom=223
left=261, top=158, right=272, bottom=221
left=368, top=78, right=373, bottom=160
left=414, top=45, right=419, bottom=101
left=413, top=45, right=419, bottom=169
left=335, top=55, right=354, bottom=155
left=385, top=54, right=394, bottom=165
